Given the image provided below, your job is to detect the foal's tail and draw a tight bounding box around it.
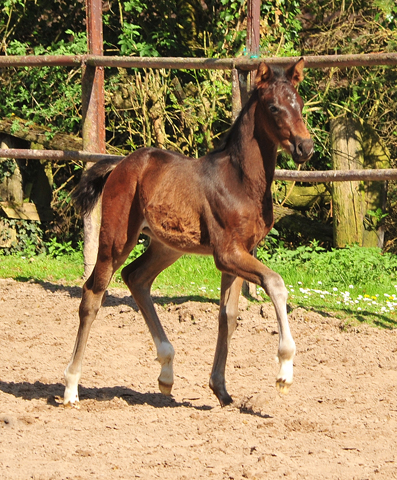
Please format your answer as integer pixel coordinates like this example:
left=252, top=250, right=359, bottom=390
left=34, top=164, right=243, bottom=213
left=72, top=157, right=123, bottom=216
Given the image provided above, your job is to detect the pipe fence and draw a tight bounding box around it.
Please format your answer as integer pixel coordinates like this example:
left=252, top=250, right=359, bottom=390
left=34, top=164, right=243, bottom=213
left=1, top=52, right=396, bottom=182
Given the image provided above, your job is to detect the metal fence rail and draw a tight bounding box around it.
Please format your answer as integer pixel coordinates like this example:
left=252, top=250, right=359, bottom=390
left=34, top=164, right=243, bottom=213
left=1, top=149, right=396, bottom=182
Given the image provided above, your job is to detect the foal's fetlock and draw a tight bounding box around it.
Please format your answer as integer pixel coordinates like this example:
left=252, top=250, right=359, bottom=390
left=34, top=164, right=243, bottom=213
left=275, top=355, right=294, bottom=395
left=209, top=375, right=233, bottom=407
left=155, top=341, right=174, bottom=396
left=63, top=368, right=81, bottom=406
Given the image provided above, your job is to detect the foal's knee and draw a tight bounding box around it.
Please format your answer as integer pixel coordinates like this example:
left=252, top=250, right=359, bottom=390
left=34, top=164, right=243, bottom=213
left=262, top=271, right=288, bottom=300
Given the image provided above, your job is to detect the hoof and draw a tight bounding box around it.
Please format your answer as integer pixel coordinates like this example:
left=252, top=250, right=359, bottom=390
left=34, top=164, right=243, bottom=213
left=158, top=380, right=173, bottom=396
left=209, top=383, right=233, bottom=407
left=276, top=379, right=292, bottom=395
left=219, top=394, right=233, bottom=407
left=63, top=400, right=81, bottom=409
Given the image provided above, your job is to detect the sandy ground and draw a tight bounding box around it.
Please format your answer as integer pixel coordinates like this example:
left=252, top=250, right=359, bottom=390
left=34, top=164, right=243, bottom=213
left=1, top=277, right=397, bottom=480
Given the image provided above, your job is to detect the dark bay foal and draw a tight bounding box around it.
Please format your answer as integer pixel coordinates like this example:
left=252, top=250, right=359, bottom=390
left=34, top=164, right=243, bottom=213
left=64, top=59, right=314, bottom=407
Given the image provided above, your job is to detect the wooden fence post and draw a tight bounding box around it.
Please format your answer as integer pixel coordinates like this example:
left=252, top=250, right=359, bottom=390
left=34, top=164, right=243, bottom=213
left=82, top=0, right=106, bottom=278
left=240, top=0, right=261, bottom=299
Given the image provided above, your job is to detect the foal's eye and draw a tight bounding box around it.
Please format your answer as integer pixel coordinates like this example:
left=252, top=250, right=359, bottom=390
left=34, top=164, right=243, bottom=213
left=269, top=105, right=279, bottom=113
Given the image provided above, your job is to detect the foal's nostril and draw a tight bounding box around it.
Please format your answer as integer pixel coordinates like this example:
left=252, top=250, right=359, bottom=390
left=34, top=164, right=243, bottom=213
left=299, top=138, right=314, bottom=158
left=292, top=137, right=314, bottom=163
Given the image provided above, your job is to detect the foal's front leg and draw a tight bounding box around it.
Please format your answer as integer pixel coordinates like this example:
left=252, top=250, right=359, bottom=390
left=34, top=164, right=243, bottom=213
left=210, top=273, right=243, bottom=406
left=215, top=249, right=296, bottom=395
left=264, top=271, right=295, bottom=393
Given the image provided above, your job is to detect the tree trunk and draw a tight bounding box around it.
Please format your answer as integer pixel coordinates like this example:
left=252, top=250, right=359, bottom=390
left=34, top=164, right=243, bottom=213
left=0, top=134, right=23, bottom=204
left=0, top=117, right=82, bottom=151
left=361, top=123, right=389, bottom=247
left=330, top=117, right=389, bottom=248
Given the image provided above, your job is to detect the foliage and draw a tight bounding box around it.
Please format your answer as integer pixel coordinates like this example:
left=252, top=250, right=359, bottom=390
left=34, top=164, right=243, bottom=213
left=259, top=242, right=397, bottom=289
left=0, top=214, right=82, bottom=257
left=257, top=242, right=397, bottom=327
left=2, top=32, right=86, bottom=133
left=46, top=237, right=80, bottom=258
left=106, top=0, right=248, bottom=58
left=1, top=0, right=397, bottom=253
left=260, top=0, right=303, bottom=57
left=0, top=0, right=86, bottom=54
left=107, top=67, right=232, bottom=157
left=292, top=0, right=397, bottom=249
left=0, top=158, right=17, bottom=183
left=0, top=218, right=45, bottom=256
left=291, top=1, right=397, bottom=171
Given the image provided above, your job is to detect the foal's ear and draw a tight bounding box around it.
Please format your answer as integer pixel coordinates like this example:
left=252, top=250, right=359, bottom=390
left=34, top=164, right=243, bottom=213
left=286, top=57, right=305, bottom=86
left=255, top=63, right=273, bottom=88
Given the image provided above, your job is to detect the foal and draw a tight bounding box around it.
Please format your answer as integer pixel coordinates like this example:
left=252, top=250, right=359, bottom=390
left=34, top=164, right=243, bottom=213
left=64, top=59, right=313, bottom=407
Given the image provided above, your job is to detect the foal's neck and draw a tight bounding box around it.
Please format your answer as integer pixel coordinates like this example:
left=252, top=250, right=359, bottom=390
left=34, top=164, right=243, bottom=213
left=231, top=95, right=277, bottom=196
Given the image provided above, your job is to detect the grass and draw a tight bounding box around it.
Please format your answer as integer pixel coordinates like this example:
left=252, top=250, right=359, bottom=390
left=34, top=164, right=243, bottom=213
left=260, top=244, right=397, bottom=329
left=0, top=252, right=84, bottom=285
left=0, top=244, right=396, bottom=329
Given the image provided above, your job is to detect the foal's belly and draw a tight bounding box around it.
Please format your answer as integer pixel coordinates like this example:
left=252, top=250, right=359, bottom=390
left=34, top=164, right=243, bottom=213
left=143, top=207, right=212, bottom=255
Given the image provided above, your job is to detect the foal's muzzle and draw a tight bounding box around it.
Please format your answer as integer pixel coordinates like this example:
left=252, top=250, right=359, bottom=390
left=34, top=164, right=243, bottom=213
left=291, top=137, right=314, bottom=164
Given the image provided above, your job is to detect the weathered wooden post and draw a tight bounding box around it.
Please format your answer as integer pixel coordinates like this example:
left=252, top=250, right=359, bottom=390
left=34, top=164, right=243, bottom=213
left=360, top=122, right=389, bottom=247
left=246, top=0, right=261, bottom=88
left=330, top=116, right=389, bottom=248
left=82, top=0, right=106, bottom=278
left=0, top=135, right=23, bottom=205
left=330, top=117, right=364, bottom=247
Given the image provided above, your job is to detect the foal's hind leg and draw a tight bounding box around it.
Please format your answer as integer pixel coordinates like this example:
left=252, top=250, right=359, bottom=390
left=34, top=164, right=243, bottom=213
left=64, top=235, right=136, bottom=406
left=63, top=261, right=114, bottom=406
left=121, top=240, right=182, bottom=396
left=209, top=273, right=244, bottom=406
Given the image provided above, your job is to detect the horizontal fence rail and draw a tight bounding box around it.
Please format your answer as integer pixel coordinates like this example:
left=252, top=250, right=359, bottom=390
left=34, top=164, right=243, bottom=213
left=1, top=149, right=396, bottom=182
left=86, top=52, right=397, bottom=70
left=273, top=169, right=397, bottom=182
left=1, top=52, right=397, bottom=180
left=1, top=52, right=397, bottom=69
left=0, top=148, right=120, bottom=163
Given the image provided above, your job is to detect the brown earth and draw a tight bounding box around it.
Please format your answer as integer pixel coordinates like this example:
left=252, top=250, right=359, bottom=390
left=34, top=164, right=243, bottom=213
left=1, top=277, right=397, bottom=480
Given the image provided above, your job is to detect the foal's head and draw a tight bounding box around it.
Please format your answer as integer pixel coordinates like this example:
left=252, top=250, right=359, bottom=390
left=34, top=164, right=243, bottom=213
left=255, top=58, right=314, bottom=164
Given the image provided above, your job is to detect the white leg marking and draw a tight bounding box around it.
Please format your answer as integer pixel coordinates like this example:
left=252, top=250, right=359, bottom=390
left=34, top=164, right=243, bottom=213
left=155, top=340, right=175, bottom=395
left=276, top=337, right=296, bottom=394
left=265, top=273, right=296, bottom=394
left=63, top=366, right=81, bottom=406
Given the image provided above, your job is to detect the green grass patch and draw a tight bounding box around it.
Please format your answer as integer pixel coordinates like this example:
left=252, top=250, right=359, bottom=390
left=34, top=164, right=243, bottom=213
left=112, top=254, right=222, bottom=300
left=0, top=252, right=84, bottom=285
left=260, top=244, right=397, bottom=329
left=0, top=244, right=396, bottom=329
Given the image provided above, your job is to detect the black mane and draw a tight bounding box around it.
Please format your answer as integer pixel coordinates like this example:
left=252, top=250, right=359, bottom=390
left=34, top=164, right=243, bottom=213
left=211, top=64, right=288, bottom=156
